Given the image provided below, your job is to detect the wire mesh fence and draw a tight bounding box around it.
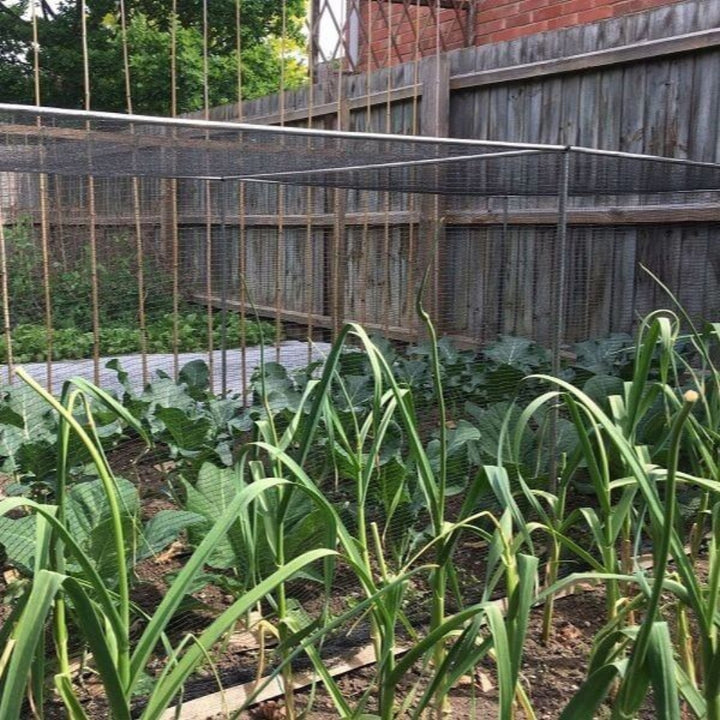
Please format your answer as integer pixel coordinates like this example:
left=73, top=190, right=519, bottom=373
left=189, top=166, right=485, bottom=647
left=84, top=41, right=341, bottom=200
left=0, top=104, right=719, bottom=717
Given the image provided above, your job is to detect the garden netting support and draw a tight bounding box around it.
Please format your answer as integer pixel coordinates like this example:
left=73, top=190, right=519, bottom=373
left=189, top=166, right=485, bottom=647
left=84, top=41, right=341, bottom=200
left=0, top=101, right=719, bottom=717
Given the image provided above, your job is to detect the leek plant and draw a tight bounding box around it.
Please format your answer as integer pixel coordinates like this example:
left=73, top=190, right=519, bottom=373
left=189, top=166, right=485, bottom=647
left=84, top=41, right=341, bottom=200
left=0, top=369, right=334, bottom=720
left=513, top=313, right=680, bottom=627
left=531, top=336, right=720, bottom=717
left=249, top=321, right=542, bottom=719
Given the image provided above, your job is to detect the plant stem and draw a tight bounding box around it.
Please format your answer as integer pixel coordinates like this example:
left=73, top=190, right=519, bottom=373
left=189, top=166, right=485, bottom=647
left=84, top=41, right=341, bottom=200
left=415, top=220, right=450, bottom=717
left=540, top=534, right=560, bottom=644
left=676, top=601, right=696, bottom=687
left=616, top=390, right=697, bottom=717
left=16, top=370, right=132, bottom=692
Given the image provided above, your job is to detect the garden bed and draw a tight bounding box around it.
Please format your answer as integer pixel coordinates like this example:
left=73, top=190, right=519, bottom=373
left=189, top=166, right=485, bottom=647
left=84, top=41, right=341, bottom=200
left=0, top=315, right=717, bottom=719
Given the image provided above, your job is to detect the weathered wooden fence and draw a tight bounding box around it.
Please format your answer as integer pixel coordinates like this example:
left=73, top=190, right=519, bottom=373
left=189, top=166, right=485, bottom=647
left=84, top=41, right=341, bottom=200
left=172, top=0, right=720, bottom=347
left=3, top=0, right=719, bottom=349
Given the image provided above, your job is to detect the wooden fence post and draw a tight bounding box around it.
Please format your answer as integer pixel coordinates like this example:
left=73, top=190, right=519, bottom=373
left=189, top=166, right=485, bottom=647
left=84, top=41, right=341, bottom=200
left=418, top=54, right=450, bottom=339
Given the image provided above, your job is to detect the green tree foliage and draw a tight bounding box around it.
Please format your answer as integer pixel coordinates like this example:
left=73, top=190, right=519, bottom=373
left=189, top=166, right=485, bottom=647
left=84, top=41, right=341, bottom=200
left=0, top=0, right=307, bottom=113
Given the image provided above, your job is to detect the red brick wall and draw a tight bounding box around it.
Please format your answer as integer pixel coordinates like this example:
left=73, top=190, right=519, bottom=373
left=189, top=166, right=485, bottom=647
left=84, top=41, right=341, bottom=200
left=354, top=0, right=683, bottom=70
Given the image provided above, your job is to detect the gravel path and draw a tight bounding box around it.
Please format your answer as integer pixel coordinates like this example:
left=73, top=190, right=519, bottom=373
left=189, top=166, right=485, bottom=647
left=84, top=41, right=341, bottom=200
left=11, top=341, right=332, bottom=397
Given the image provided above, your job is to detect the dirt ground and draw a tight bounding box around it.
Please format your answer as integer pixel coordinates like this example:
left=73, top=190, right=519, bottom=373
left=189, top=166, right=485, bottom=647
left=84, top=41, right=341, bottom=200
left=0, top=445, right=684, bottom=719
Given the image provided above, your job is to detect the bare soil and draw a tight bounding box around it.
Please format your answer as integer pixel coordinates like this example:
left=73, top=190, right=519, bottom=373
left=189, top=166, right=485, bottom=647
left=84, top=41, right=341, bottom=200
left=0, top=446, right=683, bottom=718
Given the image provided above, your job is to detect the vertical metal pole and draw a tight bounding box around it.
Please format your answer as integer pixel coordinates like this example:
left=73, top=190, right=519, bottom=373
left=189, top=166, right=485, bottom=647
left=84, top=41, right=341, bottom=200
left=498, top=196, right=509, bottom=335
left=549, top=149, right=571, bottom=493
left=305, top=1, right=316, bottom=365
left=0, top=203, right=14, bottom=384
left=552, top=150, right=571, bottom=376
left=235, top=0, right=248, bottom=402
left=276, top=0, right=287, bottom=364
left=169, top=180, right=180, bottom=381
left=205, top=182, right=214, bottom=393
left=276, top=186, right=284, bottom=363
left=170, top=0, right=180, bottom=380
left=219, top=179, right=229, bottom=397
left=202, top=0, right=214, bottom=392
left=239, top=182, right=248, bottom=406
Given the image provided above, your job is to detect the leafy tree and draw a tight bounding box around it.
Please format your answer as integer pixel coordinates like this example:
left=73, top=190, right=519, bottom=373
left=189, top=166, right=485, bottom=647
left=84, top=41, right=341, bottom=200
left=0, top=0, right=307, bottom=114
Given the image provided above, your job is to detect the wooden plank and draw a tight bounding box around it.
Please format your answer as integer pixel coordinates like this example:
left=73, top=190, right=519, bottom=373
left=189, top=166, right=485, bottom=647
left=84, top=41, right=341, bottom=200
left=704, top=224, right=720, bottom=320
left=418, top=54, right=450, bottom=333
left=282, top=228, right=304, bottom=312
left=444, top=228, right=470, bottom=333
left=643, top=56, right=672, bottom=156
left=445, top=204, right=720, bottom=226
left=449, top=28, right=720, bottom=91
left=532, top=227, right=555, bottom=346
left=538, top=71, right=563, bottom=146
left=160, top=643, right=402, bottom=720
left=665, top=56, right=693, bottom=159
left=515, top=229, right=535, bottom=337
left=501, top=226, right=521, bottom=335
left=634, top=226, right=665, bottom=317
left=12, top=203, right=720, bottom=233
left=196, top=293, right=418, bottom=341
left=482, top=226, right=505, bottom=340
left=563, top=229, right=588, bottom=342
left=658, top=225, right=684, bottom=309
left=597, top=65, right=624, bottom=195
left=343, top=226, right=363, bottom=323
left=609, top=227, right=637, bottom=334
left=234, top=84, right=423, bottom=127
left=619, top=62, right=647, bottom=155
left=688, top=50, right=720, bottom=162
left=559, top=72, right=581, bottom=146
left=677, top=225, right=709, bottom=320
left=586, top=228, right=615, bottom=338
left=577, top=71, right=600, bottom=149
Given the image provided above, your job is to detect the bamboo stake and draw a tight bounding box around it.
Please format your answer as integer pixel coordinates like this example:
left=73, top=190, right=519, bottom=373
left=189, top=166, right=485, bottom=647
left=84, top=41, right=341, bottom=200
left=382, top=0, right=393, bottom=334
left=32, top=1, right=54, bottom=390
left=80, top=0, right=101, bottom=385
left=205, top=179, right=214, bottom=393
left=332, top=1, right=346, bottom=341
left=202, top=0, right=215, bottom=393
left=304, top=1, right=316, bottom=365
left=239, top=182, right=248, bottom=405
left=170, top=0, right=180, bottom=379
left=406, top=0, right=421, bottom=337
left=276, top=189, right=285, bottom=364
left=304, top=186, right=314, bottom=365
left=119, top=0, right=149, bottom=386
left=236, top=0, right=249, bottom=405
left=275, top=0, right=288, bottom=365
left=170, top=180, right=180, bottom=380
left=0, top=202, right=14, bottom=385
left=429, top=0, right=443, bottom=338
left=39, top=177, right=53, bottom=388
left=359, top=0, right=373, bottom=327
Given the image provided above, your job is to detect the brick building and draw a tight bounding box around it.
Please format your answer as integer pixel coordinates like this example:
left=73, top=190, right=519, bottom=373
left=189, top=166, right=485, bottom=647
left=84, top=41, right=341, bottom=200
left=342, top=0, right=686, bottom=70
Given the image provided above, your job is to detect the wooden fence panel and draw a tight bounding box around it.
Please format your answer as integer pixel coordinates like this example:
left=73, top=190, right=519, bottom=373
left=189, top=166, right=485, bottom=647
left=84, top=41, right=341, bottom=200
left=6, top=0, right=720, bottom=351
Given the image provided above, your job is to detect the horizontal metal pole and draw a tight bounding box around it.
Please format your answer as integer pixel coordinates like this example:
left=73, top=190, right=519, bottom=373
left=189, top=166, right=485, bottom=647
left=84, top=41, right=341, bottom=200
left=234, top=148, right=551, bottom=182
left=0, top=102, right=561, bottom=152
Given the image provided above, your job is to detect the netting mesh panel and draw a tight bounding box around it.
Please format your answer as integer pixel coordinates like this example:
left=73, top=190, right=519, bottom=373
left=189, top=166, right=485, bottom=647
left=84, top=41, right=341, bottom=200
left=5, top=105, right=720, bottom=196
left=0, top=102, right=720, bottom=718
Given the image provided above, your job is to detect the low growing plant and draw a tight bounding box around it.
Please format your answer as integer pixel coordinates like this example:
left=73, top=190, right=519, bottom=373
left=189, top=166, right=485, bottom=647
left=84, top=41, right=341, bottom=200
left=0, top=368, right=334, bottom=720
